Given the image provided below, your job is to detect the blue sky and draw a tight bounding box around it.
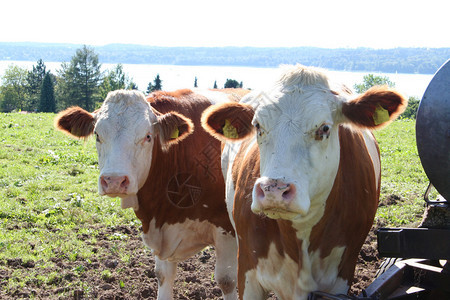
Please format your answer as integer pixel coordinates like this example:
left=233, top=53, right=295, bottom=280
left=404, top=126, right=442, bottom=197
left=2, top=0, right=449, bottom=48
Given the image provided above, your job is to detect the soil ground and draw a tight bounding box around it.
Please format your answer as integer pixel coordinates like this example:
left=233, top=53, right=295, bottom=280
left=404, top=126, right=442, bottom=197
left=0, top=222, right=382, bottom=299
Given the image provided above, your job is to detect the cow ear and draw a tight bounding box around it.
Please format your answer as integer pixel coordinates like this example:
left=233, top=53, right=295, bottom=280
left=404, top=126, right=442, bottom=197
left=341, top=86, right=407, bottom=129
left=156, top=111, right=194, bottom=151
left=201, top=102, right=255, bottom=142
left=54, top=106, right=95, bottom=138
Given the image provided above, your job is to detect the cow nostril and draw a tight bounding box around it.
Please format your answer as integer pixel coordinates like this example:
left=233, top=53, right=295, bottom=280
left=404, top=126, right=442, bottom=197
left=121, top=176, right=130, bottom=189
left=101, top=176, right=109, bottom=189
left=282, top=184, right=296, bottom=201
left=255, top=183, right=265, bottom=199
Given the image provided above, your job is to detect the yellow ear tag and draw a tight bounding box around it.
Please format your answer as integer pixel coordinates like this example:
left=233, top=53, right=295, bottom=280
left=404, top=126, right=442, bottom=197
left=170, top=127, right=179, bottom=139
left=223, top=119, right=238, bottom=139
left=373, top=104, right=390, bottom=125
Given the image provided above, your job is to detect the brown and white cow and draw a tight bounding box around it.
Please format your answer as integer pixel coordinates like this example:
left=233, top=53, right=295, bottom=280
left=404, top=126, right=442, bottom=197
left=201, top=65, right=407, bottom=299
left=55, top=88, right=249, bottom=299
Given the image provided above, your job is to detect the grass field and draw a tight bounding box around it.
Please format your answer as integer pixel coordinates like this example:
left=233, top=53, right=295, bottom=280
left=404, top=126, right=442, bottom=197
left=373, top=119, right=434, bottom=226
left=0, top=113, right=433, bottom=297
left=0, top=113, right=140, bottom=297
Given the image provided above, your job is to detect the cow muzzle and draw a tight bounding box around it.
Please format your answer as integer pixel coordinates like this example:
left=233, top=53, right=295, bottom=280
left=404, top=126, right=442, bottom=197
left=99, top=175, right=139, bottom=210
left=100, top=175, right=130, bottom=196
left=252, top=177, right=309, bottom=219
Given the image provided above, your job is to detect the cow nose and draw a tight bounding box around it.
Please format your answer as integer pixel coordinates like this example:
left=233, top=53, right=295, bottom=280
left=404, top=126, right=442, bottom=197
left=255, top=179, right=296, bottom=203
left=100, top=175, right=130, bottom=195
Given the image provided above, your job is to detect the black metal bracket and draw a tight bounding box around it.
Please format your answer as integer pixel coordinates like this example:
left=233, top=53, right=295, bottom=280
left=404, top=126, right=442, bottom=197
left=424, top=182, right=448, bottom=205
left=377, top=228, right=450, bottom=260
left=307, top=291, right=371, bottom=300
left=362, top=259, right=450, bottom=299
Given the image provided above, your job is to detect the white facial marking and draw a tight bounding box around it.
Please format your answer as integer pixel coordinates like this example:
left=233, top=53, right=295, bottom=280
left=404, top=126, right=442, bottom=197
left=94, top=90, right=158, bottom=201
left=250, top=66, right=342, bottom=223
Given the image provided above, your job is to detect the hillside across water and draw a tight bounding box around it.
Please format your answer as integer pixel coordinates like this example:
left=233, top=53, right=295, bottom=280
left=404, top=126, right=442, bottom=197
left=1, top=42, right=449, bottom=74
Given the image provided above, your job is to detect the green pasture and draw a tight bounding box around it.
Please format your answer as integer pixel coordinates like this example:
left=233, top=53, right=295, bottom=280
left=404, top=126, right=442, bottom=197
left=0, top=113, right=138, bottom=295
left=374, top=119, right=434, bottom=226
left=0, top=113, right=432, bottom=294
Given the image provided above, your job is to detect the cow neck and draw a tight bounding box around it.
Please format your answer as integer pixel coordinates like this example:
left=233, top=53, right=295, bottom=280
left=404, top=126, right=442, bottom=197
left=134, top=91, right=233, bottom=235
left=308, top=125, right=379, bottom=283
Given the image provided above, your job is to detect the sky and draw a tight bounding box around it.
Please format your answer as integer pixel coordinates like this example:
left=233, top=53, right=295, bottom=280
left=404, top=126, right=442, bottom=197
left=1, top=0, right=449, bottom=48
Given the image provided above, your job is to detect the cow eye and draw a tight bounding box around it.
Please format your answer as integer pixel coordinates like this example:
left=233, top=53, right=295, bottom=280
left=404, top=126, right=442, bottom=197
left=145, top=134, right=152, bottom=142
left=315, top=123, right=331, bottom=141
left=255, top=122, right=263, bottom=136
left=95, top=131, right=101, bottom=143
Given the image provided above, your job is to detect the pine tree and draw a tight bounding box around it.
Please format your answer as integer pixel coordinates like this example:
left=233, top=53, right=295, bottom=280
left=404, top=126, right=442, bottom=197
left=57, top=45, right=102, bottom=111
left=146, top=74, right=163, bottom=93
left=213, top=81, right=218, bottom=89
left=39, top=73, right=56, bottom=112
left=146, top=82, right=153, bottom=94
left=26, top=59, right=47, bottom=111
left=194, top=77, right=198, bottom=88
left=153, top=74, right=162, bottom=91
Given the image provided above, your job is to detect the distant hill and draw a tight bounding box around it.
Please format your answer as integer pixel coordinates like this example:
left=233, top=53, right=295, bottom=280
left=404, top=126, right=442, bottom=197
left=0, top=42, right=449, bottom=74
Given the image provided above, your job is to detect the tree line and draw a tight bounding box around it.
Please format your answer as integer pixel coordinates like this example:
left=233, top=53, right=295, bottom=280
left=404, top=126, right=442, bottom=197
left=1, top=45, right=419, bottom=118
left=0, top=46, right=138, bottom=112
left=1, top=42, right=449, bottom=74
left=0, top=46, right=245, bottom=113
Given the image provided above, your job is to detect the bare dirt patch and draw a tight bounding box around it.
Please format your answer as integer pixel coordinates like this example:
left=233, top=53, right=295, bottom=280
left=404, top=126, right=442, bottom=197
left=0, top=223, right=381, bottom=299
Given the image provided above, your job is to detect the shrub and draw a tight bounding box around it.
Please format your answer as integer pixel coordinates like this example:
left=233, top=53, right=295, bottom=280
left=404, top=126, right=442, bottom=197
left=402, top=96, right=420, bottom=119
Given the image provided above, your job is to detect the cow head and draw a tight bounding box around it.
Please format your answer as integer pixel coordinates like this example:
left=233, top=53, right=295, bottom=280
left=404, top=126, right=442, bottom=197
left=202, top=65, right=407, bottom=221
left=55, top=90, right=193, bottom=210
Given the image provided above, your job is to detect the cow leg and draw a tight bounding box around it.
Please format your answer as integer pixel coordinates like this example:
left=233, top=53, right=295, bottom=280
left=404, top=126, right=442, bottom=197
left=155, top=257, right=177, bottom=300
left=239, top=267, right=266, bottom=300
left=214, top=231, right=238, bottom=299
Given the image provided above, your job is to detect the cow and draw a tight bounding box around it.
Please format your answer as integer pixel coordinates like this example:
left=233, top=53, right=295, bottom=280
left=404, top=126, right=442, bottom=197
left=55, top=88, right=249, bottom=299
left=201, top=65, right=407, bottom=299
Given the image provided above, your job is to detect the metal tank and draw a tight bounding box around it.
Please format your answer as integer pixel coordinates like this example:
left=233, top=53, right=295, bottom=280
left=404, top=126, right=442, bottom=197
left=416, top=59, right=450, bottom=201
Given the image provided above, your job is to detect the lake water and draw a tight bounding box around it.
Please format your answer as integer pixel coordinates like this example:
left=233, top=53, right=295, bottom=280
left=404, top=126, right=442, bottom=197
left=0, top=60, right=434, bottom=98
